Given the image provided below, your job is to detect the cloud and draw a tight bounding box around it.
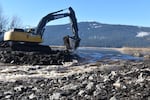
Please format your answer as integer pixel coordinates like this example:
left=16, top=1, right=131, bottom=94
left=136, top=32, right=150, bottom=37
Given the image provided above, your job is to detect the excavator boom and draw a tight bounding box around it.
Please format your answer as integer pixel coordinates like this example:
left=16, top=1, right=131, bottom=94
left=35, top=7, right=80, bottom=42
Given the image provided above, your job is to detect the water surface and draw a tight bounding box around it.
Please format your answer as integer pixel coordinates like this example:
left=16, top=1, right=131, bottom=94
left=76, top=47, right=142, bottom=63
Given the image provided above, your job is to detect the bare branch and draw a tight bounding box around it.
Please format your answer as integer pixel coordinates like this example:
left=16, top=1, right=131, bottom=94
left=9, top=16, right=23, bottom=29
left=0, top=7, right=8, bottom=32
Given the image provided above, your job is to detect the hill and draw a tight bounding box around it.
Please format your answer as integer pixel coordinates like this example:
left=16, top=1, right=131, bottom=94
left=42, top=22, right=150, bottom=47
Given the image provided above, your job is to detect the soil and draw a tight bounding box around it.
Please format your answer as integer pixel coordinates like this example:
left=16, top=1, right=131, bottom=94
left=0, top=48, right=78, bottom=65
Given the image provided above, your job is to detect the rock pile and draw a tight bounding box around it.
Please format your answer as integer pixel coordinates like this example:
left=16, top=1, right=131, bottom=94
left=0, top=60, right=149, bottom=99
left=0, top=50, right=77, bottom=65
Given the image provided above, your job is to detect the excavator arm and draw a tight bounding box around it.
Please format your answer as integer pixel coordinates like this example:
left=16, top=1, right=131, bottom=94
left=36, top=13, right=69, bottom=37
left=35, top=7, right=80, bottom=50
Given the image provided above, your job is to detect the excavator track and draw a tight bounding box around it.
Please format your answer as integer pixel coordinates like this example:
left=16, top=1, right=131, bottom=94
left=11, top=43, right=52, bottom=53
left=0, top=41, right=51, bottom=53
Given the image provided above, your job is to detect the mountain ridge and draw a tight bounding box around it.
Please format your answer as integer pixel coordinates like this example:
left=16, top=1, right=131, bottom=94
left=42, top=21, right=150, bottom=47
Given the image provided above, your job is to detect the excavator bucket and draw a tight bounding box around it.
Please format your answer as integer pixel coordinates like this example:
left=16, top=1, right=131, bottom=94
left=63, top=35, right=80, bottom=50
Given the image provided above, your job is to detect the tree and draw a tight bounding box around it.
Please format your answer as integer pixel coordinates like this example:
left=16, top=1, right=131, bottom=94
left=0, top=7, right=8, bottom=32
left=9, top=16, right=23, bottom=29
left=0, top=5, right=23, bottom=35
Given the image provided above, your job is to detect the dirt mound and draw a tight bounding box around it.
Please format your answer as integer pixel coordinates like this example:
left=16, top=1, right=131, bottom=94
left=0, top=49, right=77, bottom=65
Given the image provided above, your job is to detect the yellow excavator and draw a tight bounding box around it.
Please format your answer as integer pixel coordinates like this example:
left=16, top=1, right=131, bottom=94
left=1, top=7, right=80, bottom=52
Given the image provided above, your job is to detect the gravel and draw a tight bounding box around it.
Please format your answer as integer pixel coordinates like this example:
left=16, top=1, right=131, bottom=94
left=0, top=59, right=149, bottom=100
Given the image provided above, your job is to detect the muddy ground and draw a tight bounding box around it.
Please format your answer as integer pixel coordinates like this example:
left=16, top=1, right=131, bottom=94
left=0, top=48, right=149, bottom=100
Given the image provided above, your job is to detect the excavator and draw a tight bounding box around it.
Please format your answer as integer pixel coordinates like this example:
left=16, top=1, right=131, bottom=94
left=1, top=7, right=80, bottom=53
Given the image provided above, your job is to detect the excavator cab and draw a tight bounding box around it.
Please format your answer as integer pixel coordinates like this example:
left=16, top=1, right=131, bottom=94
left=26, top=28, right=35, bottom=33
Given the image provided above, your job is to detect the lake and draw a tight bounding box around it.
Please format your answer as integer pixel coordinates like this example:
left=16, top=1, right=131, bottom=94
left=75, top=47, right=143, bottom=63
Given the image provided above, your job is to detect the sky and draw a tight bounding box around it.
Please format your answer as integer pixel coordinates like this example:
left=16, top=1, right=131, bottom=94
left=0, top=0, right=150, bottom=27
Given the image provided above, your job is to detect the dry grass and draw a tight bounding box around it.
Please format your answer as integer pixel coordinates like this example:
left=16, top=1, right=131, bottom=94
left=115, top=47, right=150, bottom=54
left=50, top=46, right=150, bottom=55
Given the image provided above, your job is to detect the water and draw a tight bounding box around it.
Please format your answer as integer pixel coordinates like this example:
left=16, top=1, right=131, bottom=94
left=76, top=47, right=143, bottom=63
